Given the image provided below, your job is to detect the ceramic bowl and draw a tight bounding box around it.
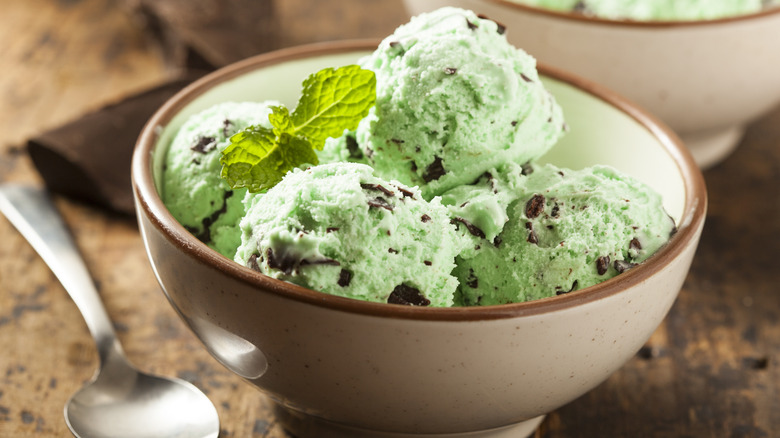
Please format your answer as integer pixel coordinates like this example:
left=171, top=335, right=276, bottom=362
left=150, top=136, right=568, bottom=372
left=132, top=40, right=706, bottom=438
left=404, top=0, right=780, bottom=169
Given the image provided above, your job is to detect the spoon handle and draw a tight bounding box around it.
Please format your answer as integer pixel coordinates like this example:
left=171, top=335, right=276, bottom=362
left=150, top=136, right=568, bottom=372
left=0, top=184, right=121, bottom=364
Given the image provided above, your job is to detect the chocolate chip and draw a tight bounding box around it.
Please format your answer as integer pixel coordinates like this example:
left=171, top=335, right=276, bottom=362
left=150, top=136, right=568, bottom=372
left=398, top=187, right=415, bottom=198
left=421, top=214, right=431, bottom=223
left=551, top=203, right=560, bottom=218
left=410, top=161, right=417, bottom=172
left=555, top=280, right=579, bottom=295
left=521, top=161, right=534, bottom=176
left=466, top=18, right=478, bottom=30
left=511, top=120, right=518, bottom=126
left=299, top=258, right=340, bottom=267
left=614, top=259, right=638, bottom=273
left=422, top=156, right=446, bottom=182
left=424, top=260, right=432, bottom=266
left=337, top=269, right=353, bottom=287
left=361, top=183, right=395, bottom=197
left=573, top=1, right=588, bottom=12
left=525, top=194, right=545, bottom=219
left=477, top=13, right=506, bottom=34
left=387, top=284, right=430, bottom=306
left=629, top=237, right=642, bottom=252
left=389, top=41, right=401, bottom=48
left=221, top=119, right=234, bottom=138
left=493, top=236, right=502, bottom=247
left=520, top=73, right=533, bottom=83
left=451, top=217, right=486, bottom=239
left=195, top=190, right=233, bottom=243
left=390, top=138, right=404, bottom=144
left=368, top=197, right=394, bottom=211
left=466, top=268, right=479, bottom=289
left=345, top=135, right=363, bottom=160
left=326, top=227, right=339, bottom=233
left=596, top=256, right=610, bottom=275
left=191, top=136, right=216, bottom=154
left=248, top=254, right=261, bottom=272
left=527, top=229, right=539, bottom=245
left=388, top=248, right=399, bottom=254
left=266, top=248, right=294, bottom=275
left=444, top=67, right=457, bottom=75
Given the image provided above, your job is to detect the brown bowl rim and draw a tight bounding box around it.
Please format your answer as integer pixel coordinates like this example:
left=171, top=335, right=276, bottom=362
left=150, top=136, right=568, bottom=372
left=132, top=39, right=707, bottom=321
left=483, top=0, right=780, bottom=27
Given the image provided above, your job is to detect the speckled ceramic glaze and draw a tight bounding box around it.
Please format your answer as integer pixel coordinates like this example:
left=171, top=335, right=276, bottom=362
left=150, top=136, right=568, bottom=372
left=132, top=41, right=707, bottom=438
left=404, top=0, right=780, bottom=169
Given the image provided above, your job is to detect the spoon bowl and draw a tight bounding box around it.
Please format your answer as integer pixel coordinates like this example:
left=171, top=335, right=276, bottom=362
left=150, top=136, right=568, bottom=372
left=0, top=184, right=220, bottom=438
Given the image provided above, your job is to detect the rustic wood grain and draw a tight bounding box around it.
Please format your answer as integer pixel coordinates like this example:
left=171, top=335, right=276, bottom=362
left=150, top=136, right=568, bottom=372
left=0, top=0, right=778, bottom=437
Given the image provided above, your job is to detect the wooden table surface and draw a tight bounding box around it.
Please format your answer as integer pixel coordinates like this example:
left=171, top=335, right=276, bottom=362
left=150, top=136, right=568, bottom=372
left=1, top=1, right=778, bottom=437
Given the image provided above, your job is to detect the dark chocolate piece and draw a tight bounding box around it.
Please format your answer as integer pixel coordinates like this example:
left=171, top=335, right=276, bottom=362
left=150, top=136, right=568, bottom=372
left=388, top=284, right=430, bottom=306
left=422, top=156, right=446, bottom=182
left=520, top=73, right=533, bottom=83
left=629, top=237, right=643, bottom=252
left=614, top=259, right=638, bottom=273
left=444, top=67, right=457, bottom=75
left=390, top=138, right=404, bottom=144
left=421, top=214, right=431, bottom=223
left=368, top=197, right=394, bottom=211
left=520, top=161, right=534, bottom=176
left=388, top=248, right=399, bottom=254
left=337, top=269, right=352, bottom=287
left=361, top=183, right=395, bottom=197
left=555, top=280, right=579, bottom=295
left=466, top=269, right=479, bottom=289
left=194, top=190, right=233, bottom=243
left=596, top=256, right=610, bottom=275
left=466, top=18, right=478, bottom=30
left=424, top=260, right=432, bottom=266
left=248, top=254, right=261, bottom=272
left=398, top=187, right=415, bottom=198
left=493, top=236, right=502, bottom=248
left=326, top=227, right=339, bottom=233
left=222, top=119, right=233, bottom=138
left=451, top=217, right=486, bottom=239
left=476, top=13, right=506, bottom=34
left=191, top=136, right=216, bottom=154
left=525, top=194, right=545, bottom=219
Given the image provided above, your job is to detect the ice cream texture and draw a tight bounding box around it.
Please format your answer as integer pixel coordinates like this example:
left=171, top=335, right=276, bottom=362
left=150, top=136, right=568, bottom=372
left=161, top=6, right=676, bottom=307
left=453, top=164, right=677, bottom=306
left=234, top=163, right=464, bottom=307
left=162, top=101, right=277, bottom=257
left=349, top=7, right=565, bottom=199
left=510, top=0, right=777, bottom=21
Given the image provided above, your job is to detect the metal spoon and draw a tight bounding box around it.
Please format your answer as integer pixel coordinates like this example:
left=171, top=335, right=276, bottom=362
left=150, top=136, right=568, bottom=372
left=0, top=185, right=220, bottom=438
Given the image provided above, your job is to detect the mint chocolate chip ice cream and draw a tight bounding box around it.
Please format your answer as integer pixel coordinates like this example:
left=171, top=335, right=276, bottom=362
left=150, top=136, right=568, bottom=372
left=234, top=163, right=466, bottom=307
left=453, top=164, right=677, bottom=306
left=162, top=101, right=278, bottom=257
left=351, top=7, right=565, bottom=199
left=511, top=0, right=777, bottom=21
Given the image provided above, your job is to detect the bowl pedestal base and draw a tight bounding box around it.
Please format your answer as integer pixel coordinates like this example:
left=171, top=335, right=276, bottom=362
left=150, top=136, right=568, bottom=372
left=274, top=404, right=545, bottom=438
left=682, top=125, right=744, bottom=169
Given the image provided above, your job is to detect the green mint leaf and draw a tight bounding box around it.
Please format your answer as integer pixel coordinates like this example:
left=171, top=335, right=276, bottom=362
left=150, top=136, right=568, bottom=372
left=220, top=65, right=375, bottom=192
left=291, top=65, right=376, bottom=150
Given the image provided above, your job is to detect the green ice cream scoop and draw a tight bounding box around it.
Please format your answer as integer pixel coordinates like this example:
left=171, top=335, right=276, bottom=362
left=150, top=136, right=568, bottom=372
left=354, top=7, right=566, bottom=199
left=162, top=101, right=277, bottom=257
left=234, top=162, right=467, bottom=307
left=511, top=0, right=775, bottom=20
left=453, top=163, right=676, bottom=306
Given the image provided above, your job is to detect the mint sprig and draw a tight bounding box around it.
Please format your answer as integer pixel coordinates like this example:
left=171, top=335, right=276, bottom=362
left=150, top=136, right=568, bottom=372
left=220, top=65, right=376, bottom=192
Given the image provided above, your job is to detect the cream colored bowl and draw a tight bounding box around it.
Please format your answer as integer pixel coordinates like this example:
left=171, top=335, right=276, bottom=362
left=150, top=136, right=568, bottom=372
left=404, top=0, right=780, bottom=168
left=132, top=41, right=706, bottom=438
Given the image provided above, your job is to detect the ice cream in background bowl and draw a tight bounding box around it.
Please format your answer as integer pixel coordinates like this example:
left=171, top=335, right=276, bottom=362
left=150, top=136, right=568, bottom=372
left=404, top=0, right=780, bottom=169
left=132, top=10, right=706, bottom=438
